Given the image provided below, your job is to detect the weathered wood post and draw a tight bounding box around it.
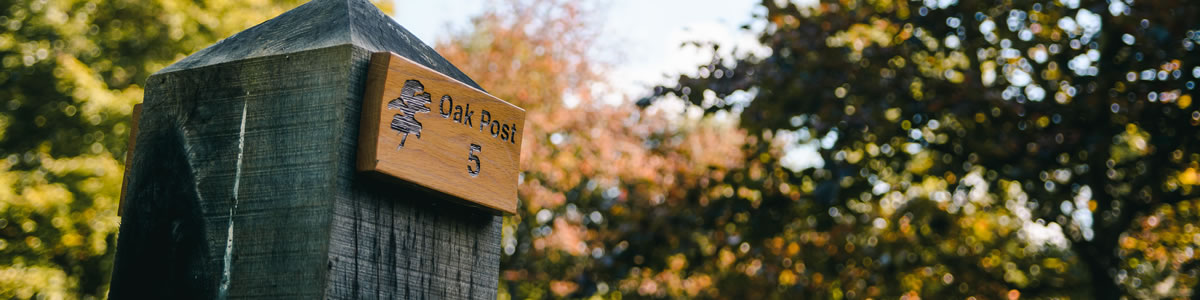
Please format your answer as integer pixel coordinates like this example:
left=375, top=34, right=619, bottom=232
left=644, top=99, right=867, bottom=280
left=109, top=0, right=523, bottom=298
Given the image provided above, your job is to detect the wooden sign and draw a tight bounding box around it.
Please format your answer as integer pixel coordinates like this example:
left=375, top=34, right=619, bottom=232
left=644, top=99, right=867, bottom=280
left=358, top=52, right=525, bottom=215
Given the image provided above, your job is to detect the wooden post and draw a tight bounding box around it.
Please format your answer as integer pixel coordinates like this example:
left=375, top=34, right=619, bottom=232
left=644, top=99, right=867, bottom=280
left=109, top=0, right=513, bottom=298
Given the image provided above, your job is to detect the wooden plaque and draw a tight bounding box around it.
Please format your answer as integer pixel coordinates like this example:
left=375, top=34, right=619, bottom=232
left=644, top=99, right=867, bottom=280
left=358, top=52, right=525, bottom=215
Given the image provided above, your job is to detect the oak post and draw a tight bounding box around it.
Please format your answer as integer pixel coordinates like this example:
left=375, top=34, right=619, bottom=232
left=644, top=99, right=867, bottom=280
left=109, top=0, right=508, bottom=298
